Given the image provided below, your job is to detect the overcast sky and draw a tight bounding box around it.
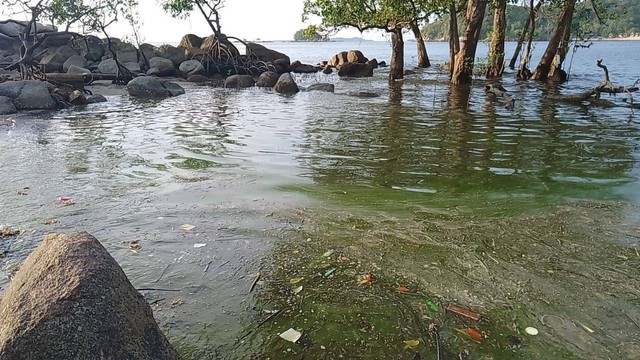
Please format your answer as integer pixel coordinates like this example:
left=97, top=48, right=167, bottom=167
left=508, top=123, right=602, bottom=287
left=1, top=0, right=382, bottom=42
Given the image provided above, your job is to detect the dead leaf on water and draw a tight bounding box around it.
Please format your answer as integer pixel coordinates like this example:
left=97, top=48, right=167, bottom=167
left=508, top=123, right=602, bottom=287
left=180, top=224, right=195, bottom=232
left=129, top=240, right=142, bottom=251
left=170, top=299, right=185, bottom=308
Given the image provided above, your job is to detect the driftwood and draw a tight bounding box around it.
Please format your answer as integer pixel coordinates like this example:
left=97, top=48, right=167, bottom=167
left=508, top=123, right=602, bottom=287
left=549, top=59, right=638, bottom=106
left=44, top=73, right=120, bottom=85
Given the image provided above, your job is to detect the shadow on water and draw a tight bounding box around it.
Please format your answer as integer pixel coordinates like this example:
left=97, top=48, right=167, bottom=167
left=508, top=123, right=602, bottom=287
left=0, top=69, right=639, bottom=359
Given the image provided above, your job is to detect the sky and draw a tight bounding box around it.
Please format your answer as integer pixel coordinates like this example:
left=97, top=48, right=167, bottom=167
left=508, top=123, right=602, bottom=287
left=0, top=0, right=386, bottom=43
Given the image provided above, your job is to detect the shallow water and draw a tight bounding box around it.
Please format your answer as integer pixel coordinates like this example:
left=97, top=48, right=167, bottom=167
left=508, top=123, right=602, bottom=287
left=1, top=41, right=639, bottom=359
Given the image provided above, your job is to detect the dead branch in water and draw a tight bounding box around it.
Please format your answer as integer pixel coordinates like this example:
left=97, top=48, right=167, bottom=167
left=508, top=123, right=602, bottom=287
left=549, top=59, right=638, bottom=106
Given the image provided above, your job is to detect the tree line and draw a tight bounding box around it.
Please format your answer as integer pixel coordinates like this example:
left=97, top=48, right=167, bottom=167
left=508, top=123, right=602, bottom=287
left=303, top=0, right=635, bottom=84
left=421, top=0, right=640, bottom=41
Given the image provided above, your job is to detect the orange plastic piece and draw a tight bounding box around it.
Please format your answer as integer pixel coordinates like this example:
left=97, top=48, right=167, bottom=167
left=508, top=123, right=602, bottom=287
left=464, top=328, right=483, bottom=342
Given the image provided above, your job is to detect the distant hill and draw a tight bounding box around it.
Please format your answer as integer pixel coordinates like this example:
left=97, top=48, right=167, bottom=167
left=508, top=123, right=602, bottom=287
left=422, top=0, right=640, bottom=41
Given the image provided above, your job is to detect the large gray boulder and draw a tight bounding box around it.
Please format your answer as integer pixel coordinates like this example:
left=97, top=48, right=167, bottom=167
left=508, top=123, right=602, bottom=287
left=224, top=74, right=255, bottom=88
left=0, top=232, right=179, bottom=360
left=116, top=47, right=139, bottom=63
left=98, top=59, right=118, bottom=74
left=0, top=95, right=16, bottom=114
left=127, top=76, right=185, bottom=98
left=256, top=71, right=279, bottom=87
left=0, top=80, right=57, bottom=110
left=148, top=57, right=175, bottom=76
left=79, top=35, right=104, bottom=62
left=63, top=54, right=88, bottom=73
left=123, top=61, right=142, bottom=73
left=178, top=60, right=204, bottom=78
left=138, top=43, right=157, bottom=65
left=273, top=73, right=299, bottom=94
left=40, top=52, right=65, bottom=73
left=246, top=42, right=290, bottom=65
left=337, top=62, right=374, bottom=78
left=154, top=44, right=185, bottom=66
left=55, top=45, right=78, bottom=62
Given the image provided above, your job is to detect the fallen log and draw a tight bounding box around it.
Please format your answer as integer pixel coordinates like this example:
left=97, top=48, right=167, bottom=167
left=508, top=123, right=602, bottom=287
left=44, top=72, right=119, bottom=85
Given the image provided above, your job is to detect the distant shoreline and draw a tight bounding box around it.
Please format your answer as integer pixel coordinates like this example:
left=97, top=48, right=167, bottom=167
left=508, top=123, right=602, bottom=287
left=258, top=37, right=640, bottom=43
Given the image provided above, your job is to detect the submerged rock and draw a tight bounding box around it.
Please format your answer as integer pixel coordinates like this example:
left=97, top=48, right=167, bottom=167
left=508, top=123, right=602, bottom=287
left=274, top=73, right=299, bottom=95
left=86, top=94, right=108, bottom=104
left=306, top=83, right=335, bottom=92
left=256, top=71, right=279, bottom=88
left=127, top=76, right=185, bottom=98
left=224, top=74, right=255, bottom=88
left=0, top=232, right=179, bottom=360
left=337, top=63, right=374, bottom=78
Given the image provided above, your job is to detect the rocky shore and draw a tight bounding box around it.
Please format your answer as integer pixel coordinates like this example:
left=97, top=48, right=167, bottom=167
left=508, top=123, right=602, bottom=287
left=0, top=20, right=388, bottom=115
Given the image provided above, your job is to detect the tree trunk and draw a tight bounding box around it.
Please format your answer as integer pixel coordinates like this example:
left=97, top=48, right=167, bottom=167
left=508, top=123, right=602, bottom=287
left=548, top=14, right=573, bottom=81
left=449, top=2, right=460, bottom=79
left=451, top=0, right=488, bottom=84
left=486, top=0, right=507, bottom=78
left=531, top=0, right=576, bottom=81
left=389, top=28, right=404, bottom=81
left=410, top=21, right=430, bottom=68
left=518, top=0, right=536, bottom=79
left=508, top=0, right=543, bottom=70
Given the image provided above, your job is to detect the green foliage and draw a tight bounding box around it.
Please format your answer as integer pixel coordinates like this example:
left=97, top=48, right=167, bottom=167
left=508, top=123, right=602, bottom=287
left=1, top=0, right=138, bottom=33
left=303, top=0, right=435, bottom=32
left=161, top=0, right=197, bottom=18
left=422, top=0, right=640, bottom=41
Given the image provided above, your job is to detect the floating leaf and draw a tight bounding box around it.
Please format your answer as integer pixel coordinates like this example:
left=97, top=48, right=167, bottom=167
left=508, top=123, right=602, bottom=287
left=404, top=339, right=420, bottom=349
left=426, top=300, right=438, bottom=312
left=180, top=224, right=196, bottom=231
left=357, top=274, right=372, bottom=285
left=322, top=249, right=335, bottom=257
left=293, top=286, right=303, bottom=294
left=289, top=277, right=304, bottom=284
left=397, top=286, right=410, bottom=294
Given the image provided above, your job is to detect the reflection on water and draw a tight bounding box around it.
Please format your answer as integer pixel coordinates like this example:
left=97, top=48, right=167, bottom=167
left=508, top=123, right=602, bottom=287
left=0, top=45, right=639, bottom=358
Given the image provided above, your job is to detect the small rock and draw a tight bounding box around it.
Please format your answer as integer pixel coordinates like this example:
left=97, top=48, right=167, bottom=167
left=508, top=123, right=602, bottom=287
left=273, top=73, right=299, bottom=95
left=68, top=90, right=87, bottom=105
left=86, top=94, right=108, bottom=104
left=256, top=71, right=279, bottom=87
left=224, top=74, right=255, bottom=88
